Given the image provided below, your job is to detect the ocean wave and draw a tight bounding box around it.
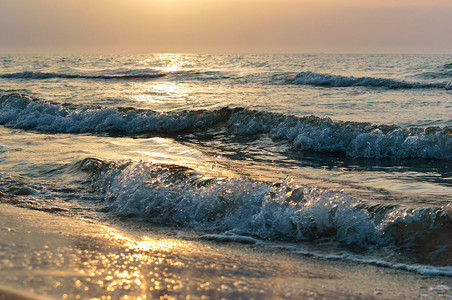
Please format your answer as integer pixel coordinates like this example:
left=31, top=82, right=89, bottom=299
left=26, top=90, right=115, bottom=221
left=419, top=70, right=452, bottom=80
left=292, top=71, right=452, bottom=89
left=0, top=69, right=230, bottom=81
left=77, top=158, right=452, bottom=261
left=1, top=94, right=451, bottom=160
left=0, top=70, right=165, bottom=80
left=0, top=94, right=227, bottom=134
left=226, top=109, right=452, bottom=160
left=418, top=63, right=452, bottom=79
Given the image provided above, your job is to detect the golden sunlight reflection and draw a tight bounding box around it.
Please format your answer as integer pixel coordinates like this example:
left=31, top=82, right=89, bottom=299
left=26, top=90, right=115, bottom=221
left=131, top=82, right=190, bottom=104
left=139, top=54, right=189, bottom=73
left=82, top=226, right=194, bottom=297
left=155, top=54, right=189, bottom=73
left=103, top=226, right=188, bottom=252
left=105, top=137, right=236, bottom=178
left=132, top=54, right=193, bottom=105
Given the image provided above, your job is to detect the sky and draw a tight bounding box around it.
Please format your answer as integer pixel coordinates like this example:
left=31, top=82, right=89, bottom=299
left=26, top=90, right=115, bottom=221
left=0, top=0, right=451, bottom=54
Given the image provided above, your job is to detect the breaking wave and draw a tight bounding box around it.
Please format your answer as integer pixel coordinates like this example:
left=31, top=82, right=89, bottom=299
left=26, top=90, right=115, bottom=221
left=292, top=71, right=452, bottom=89
left=0, top=70, right=165, bottom=80
left=0, top=93, right=451, bottom=160
left=0, top=94, right=226, bottom=134
left=0, top=69, right=231, bottom=81
left=76, top=158, right=452, bottom=266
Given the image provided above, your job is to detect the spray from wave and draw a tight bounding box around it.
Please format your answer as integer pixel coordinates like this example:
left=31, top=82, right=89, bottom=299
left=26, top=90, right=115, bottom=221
left=76, top=158, right=452, bottom=266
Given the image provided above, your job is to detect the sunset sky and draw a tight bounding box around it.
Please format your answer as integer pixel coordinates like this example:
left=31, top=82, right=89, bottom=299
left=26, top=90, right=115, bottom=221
left=1, top=0, right=451, bottom=54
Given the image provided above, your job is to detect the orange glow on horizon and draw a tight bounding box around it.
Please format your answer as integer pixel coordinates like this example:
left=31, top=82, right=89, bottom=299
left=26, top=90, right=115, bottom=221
left=0, top=0, right=451, bottom=54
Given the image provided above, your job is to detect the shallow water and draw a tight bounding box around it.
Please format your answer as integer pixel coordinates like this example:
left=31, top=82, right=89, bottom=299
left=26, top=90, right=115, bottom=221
left=0, top=54, right=451, bottom=275
left=3, top=204, right=451, bottom=299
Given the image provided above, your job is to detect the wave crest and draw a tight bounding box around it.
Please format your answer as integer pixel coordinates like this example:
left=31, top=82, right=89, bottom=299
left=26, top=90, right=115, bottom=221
left=0, top=70, right=165, bottom=80
left=0, top=94, right=228, bottom=134
left=227, top=109, right=452, bottom=160
left=1, top=94, right=451, bottom=160
left=292, top=71, right=452, bottom=89
left=0, top=69, right=231, bottom=81
left=77, top=158, right=452, bottom=256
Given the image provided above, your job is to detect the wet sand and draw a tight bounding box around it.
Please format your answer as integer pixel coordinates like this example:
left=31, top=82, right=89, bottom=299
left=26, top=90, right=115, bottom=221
left=0, top=203, right=451, bottom=299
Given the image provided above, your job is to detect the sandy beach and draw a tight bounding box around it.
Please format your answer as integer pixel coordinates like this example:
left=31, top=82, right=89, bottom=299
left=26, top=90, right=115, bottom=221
left=0, top=203, right=450, bottom=299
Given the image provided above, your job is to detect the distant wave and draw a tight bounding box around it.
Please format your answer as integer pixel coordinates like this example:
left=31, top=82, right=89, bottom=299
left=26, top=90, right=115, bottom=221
left=1, top=94, right=451, bottom=160
left=418, top=63, right=452, bottom=79
left=292, top=71, right=452, bottom=89
left=0, top=70, right=165, bottom=80
left=0, top=69, right=230, bottom=81
left=75, top=157, right=452, bottom=266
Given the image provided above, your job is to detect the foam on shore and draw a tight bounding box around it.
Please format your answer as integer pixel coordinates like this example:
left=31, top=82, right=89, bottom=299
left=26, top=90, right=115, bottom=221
left=1, top=203, right=451, bottom=299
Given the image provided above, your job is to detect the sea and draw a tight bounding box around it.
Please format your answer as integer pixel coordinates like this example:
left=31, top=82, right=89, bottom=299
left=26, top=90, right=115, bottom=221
left=0, top=54, right=451, bottom=276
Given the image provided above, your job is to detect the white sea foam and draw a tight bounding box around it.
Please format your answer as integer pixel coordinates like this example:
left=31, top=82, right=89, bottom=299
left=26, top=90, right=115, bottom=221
left=80, top=159, right=378, bottom=246
left=272, top=245, right=452, bottom=277
left=227, top=109, right=452, bottom=160
left=0, top=94, right=223, bottom=133
left=1, top=94, right=451, bottom=160
left=200, top=234, right=261, bottom=244
left=80, top=159, right=452, bottom=254
left=292, top=71, right=452, bottom=89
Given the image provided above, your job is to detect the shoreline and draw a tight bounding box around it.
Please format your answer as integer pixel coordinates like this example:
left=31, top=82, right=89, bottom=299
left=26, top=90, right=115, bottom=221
left=0, top=203, right=451, bottom=299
